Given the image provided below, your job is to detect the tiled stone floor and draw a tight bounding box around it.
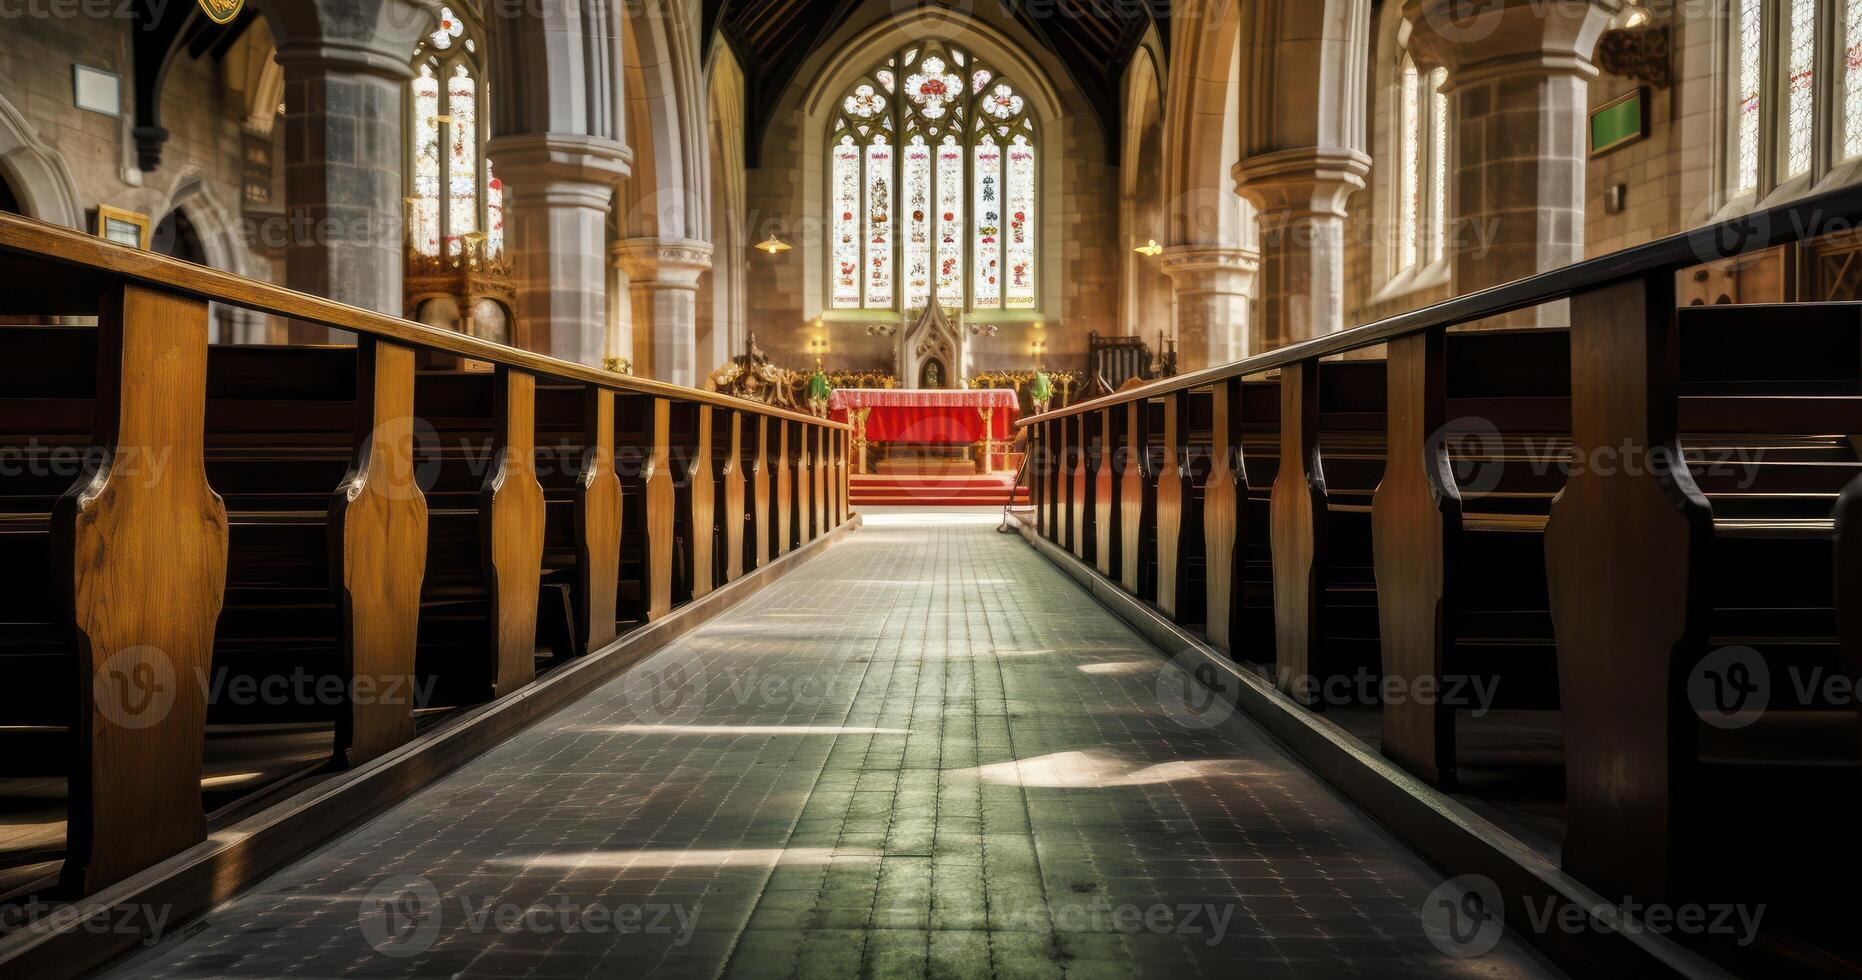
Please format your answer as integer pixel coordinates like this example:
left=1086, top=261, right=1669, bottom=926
left=110, top=512, right=1555, bottom=978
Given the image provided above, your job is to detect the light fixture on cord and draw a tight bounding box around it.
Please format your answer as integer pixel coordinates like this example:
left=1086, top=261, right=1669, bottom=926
left=1134, top=239, right=1163, bottom=257
left=1610, top=0, right=1650, bottom=29
left=756, top=232, right=792, bottom=255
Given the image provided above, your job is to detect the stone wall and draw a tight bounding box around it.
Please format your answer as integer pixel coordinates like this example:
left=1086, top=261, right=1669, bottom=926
left=0, top=13, right=282, bottom=308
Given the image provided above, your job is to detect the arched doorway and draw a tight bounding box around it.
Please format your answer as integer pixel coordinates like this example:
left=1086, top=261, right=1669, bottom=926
left=152, top=208, right=207, bottom=265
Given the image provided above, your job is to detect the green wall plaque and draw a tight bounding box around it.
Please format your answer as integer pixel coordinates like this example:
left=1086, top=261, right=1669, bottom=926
left=1590, top=88, right=1649, bottom=157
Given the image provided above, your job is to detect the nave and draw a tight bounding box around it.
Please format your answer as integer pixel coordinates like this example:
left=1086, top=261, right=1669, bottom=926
left=106, top=513, right=1551, bottom=978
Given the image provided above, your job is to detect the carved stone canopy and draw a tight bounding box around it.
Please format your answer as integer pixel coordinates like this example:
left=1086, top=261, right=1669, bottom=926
left=898, top=304, right=965, bottom=389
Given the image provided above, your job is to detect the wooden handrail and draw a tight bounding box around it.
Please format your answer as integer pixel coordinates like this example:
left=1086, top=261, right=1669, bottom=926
left=1019, top=180, right=1862, bottom=425
left=0, top=212, right=850, bottom=431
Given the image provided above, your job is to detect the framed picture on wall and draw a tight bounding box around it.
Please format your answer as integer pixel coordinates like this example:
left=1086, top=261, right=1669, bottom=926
left=95, top=205, right=150, bottom=249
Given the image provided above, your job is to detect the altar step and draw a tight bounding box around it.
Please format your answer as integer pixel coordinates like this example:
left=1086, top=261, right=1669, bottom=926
left=850, top=472, right=1029, bottom=508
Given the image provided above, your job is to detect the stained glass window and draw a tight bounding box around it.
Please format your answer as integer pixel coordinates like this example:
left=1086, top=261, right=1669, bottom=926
left=407, top=13, right=506, bottom=264
left=446, top=64, right=478, bottom=255
left=1005, top=131, right=1036, bottom=309
left=1847, top=0, right=1862, bottom=158
left=832, top=136, right=862, bottom=308
left=1398, top=58, right=1421, bottom=272
left=827, top=42, right=1039, bottom=311
left=1395, top=59, right=1449, bottom=273
left=1429, top=68, right=1449, bottom=264
left=1736, top=0, right=1764, bottom=192
left=865, top=138, right=894, bottom=306
left=1787, top=0, right=1816, bottom=178
left=903, top=136, right=932, bottom=309
left=486, top=161, right=504, bottom=257
left=973, top=137, right=1002, bottom=309
left=429, top=5, right=463, bottom=50
left=411, top=65, right=442, bottom=257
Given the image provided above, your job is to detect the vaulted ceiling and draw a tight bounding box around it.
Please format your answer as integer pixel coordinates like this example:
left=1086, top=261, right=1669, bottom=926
left=705, top=0, right=1167, bottom=165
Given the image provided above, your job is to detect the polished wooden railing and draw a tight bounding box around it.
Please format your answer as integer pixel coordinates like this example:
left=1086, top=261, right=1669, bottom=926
left=1017, top=183, right=1862, bottom=918
left=0, top=213, right=852, bottom=897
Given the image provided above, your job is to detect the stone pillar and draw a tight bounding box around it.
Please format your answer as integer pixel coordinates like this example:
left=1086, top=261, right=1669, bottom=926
left=491, top=135, right=631, bottom=365
left=1161, top=245, right=1260, bottom=367
left=267, top=3, right=433, bottom=335
left=1234, top=148, right=1370, bottom=350
left=613, top=238, right=713, bottom=387
left=1405, top=0, right=1621, bottom=326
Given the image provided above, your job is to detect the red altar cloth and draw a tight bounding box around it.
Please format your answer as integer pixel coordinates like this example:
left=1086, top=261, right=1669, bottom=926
left=829, top=388, right=1021, bottom=444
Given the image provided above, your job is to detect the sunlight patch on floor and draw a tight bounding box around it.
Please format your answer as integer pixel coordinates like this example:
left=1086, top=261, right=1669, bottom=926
left=497, top=846, right=878, bottom=870
left=585, top=724, right=909, bottom=736
left=968, top=749, right=1273, bottom=789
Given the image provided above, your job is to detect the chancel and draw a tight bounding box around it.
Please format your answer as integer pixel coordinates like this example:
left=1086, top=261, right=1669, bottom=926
left=0, top=0, right=1856, bottom=976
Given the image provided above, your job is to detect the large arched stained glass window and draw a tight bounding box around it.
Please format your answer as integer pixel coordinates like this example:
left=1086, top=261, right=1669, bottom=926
left=830, top=42, right=1038, bottom=313
left=408, top=5, right=504, bottom=263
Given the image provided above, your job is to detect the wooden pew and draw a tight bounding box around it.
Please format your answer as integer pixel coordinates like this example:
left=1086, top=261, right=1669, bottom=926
left=411, top=367, right=545, bottom=705
left=0, top=292, right=228, bottom=894
left=203, top=341, right=430, bottom=774
left=1373, top=328, right=1570, bottom=786
left=535, top=381, right=621, bottom=656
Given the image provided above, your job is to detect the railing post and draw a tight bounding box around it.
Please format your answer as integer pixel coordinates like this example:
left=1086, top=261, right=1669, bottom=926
left=1545, top=273, right=1707, bottom=903
left=1156, top=392, right=1185, bottom=619
left=1072, top=412, right=1090, bottom=559
left=59, top=282, right=228, bottom=894
left=1120, top=401, right=1149, bottom=595
left=814, top=425, right=829, bottom=535
left=795, top=422, right=812, bottom=545
left=1095, top=406, right=1117, bottom=576
left=1371, top=329, right=1456, bottom=785
left=1055, top=418, right=1070, bottom=547
left=723, top=410, right=745, bottom=583
left=329, top=338, right=428, bottom=768
left=1204, top=378, right=1246, bottom=653
left=839, top=428, right=850, bottom=525
left=645, top=398, right=677, bottom=620
left=753, top=414, right=771, bottom=569
left=776, top=421, right=793, bottom=556
left=690, top=406, right=717, bottom=598
left=483, top=367, right=546, bottom=697
left=1271, top=359, right=1326, bottom=702
left=570, top=386, right=621, bottom=656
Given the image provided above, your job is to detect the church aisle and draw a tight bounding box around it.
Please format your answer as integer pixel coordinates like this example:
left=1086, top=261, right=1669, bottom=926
left=108, top=512, right=1553, bottom=979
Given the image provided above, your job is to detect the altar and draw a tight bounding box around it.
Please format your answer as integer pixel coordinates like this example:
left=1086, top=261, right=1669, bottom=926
left=829, top=388, right=1021, bottom=473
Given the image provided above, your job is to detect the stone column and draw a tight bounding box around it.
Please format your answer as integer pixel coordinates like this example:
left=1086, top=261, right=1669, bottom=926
left=1234, top=148, right=1370, bottom=350
left=491, top=135, right=632, bottom=365
left=266, top=2, right=433, bottom=336
left=613, top=238, right=713, bottom=387
left=1161, top=245, right=1260, bottom=367
left=1405, top=0, right=1621, bottom=327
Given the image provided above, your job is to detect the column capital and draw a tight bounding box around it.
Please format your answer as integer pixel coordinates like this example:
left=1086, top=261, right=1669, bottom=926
left=1232, top=147, right=1371, bottom=222
left=1402, top=0, right=1623, bottom=89
left=260, top=0, right=438, bottom=82
left=486, top=133, right=634, bottom=190
left=1160, top=245, right=1260, bottom=293
left=613, top=238, right=714, bottom=286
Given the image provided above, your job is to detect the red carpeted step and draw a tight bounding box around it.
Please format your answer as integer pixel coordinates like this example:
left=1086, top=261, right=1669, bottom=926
left=849, top=473, right=1028, bottom=508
